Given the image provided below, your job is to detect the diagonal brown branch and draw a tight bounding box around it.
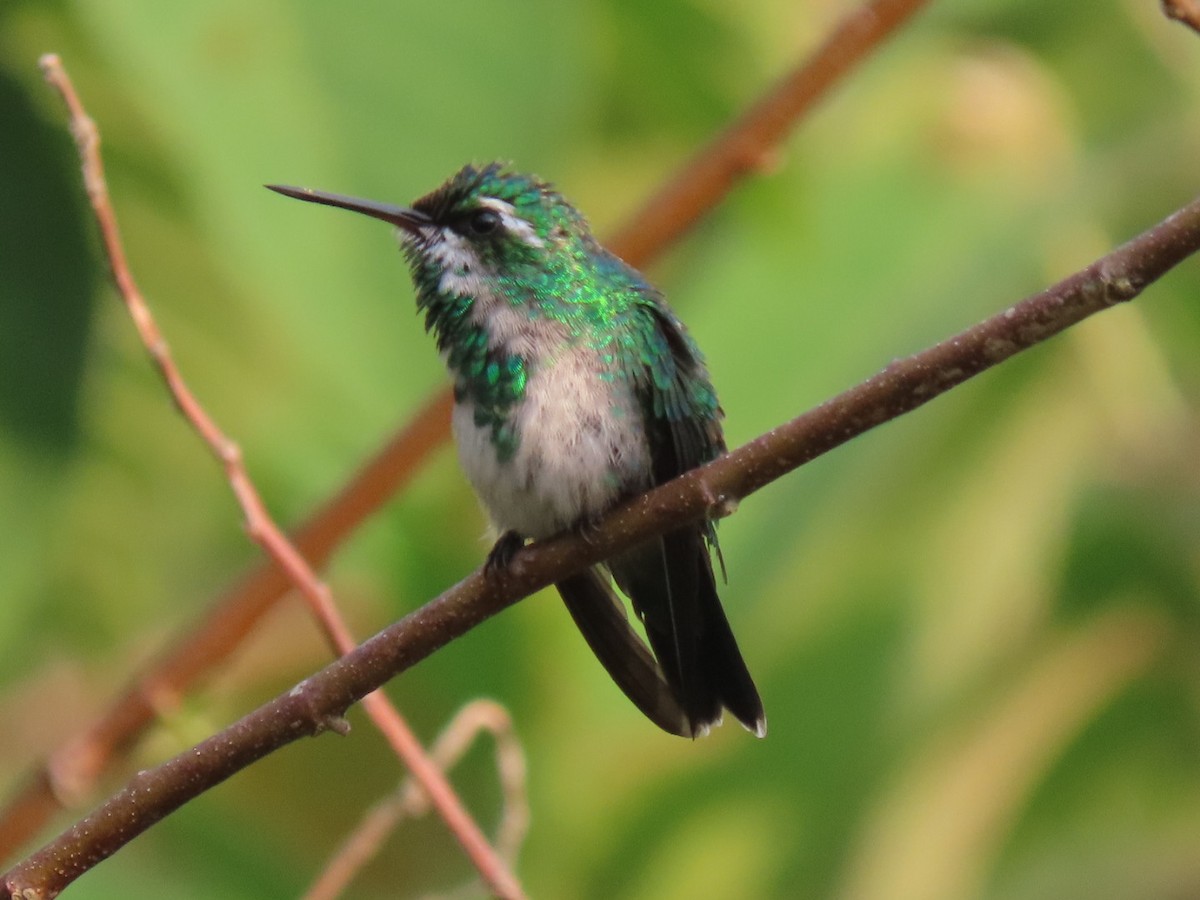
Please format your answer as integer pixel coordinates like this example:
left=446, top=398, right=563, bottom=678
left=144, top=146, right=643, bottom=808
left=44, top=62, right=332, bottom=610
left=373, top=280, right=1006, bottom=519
left=0, top=0, right=932, bottom=863
left=6, top=184, right=1198, bottom=898
left=36, top=54, right=524, bottom=900
left=609, top=0, right=932, bottom=267
left=1163, top=0, right=1200, bottom=33
left=0, top=388, right=452, bottom=857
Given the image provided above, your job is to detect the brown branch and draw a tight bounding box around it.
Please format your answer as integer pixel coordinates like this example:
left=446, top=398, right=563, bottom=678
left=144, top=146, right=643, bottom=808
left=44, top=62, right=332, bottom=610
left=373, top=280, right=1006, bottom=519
left=608, top=0, right=932, bottom=267
left=1163, top=0, right=1200, bottom=33
left=303, top=701, right=527, bottom=900
left=0, top=0, right=928, bottom=862
left=35, top=54, right=524, bottom=900
left=0, top=388, right=451, bottom=857
left=6, top=182, right=1198, bottom=898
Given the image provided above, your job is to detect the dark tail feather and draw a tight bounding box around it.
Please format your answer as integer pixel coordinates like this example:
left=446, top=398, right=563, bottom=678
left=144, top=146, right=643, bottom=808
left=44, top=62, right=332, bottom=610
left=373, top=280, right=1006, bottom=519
left=690, top=551, right=766, bottom=737
left=612, top=530, right=766, bottom=739
left=556, top=569, right=691, bottom=736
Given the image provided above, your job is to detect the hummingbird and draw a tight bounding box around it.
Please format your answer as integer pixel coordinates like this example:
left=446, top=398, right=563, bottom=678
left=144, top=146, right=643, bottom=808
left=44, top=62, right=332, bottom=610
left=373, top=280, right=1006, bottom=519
left=267, top=163, right=765, bottom=739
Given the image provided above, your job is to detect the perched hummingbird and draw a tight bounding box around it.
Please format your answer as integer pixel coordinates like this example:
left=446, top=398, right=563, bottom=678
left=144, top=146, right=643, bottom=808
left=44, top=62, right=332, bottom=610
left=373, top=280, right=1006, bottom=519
left=268, top=164, right=764, bottom=739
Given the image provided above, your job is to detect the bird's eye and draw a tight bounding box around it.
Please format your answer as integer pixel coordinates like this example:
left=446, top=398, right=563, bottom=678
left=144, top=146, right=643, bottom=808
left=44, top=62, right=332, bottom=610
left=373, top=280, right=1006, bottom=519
left=468, top=209, right=501, bottom=235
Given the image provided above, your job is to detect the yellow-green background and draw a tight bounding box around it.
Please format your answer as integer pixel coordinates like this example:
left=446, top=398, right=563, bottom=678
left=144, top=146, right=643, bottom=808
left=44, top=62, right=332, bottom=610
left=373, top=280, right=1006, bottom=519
left=3, top=1, right=1200, bottom=897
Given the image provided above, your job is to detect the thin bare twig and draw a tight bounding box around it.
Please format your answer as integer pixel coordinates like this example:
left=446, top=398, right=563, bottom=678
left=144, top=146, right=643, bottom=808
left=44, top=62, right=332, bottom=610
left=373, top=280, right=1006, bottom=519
left=0, top=389, right=453, bottom=855
left=304, top=701, right=527, bottom=900
left=6, top=183, right=1199, bottom=898
left=0, top=0, right=929, bottom=861
left=35, top=54, right=524, bottom=900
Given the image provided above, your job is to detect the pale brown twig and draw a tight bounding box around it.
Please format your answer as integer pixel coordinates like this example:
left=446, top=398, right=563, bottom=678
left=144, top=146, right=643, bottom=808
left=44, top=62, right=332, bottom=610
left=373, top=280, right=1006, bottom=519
left=0, top=0, right=927, bottom=860
left=35, top=54, right=524, bottom=900
left=0, top=389, right=453, bottom=856
left=6, top=180, right=1199, bottom=898
left=304, top=701, right=527, bottom=900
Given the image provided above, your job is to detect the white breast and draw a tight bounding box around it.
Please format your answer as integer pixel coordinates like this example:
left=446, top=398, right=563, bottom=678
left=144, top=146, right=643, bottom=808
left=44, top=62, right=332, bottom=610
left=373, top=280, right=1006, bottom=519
left=452, top=345, right=650, bottom=540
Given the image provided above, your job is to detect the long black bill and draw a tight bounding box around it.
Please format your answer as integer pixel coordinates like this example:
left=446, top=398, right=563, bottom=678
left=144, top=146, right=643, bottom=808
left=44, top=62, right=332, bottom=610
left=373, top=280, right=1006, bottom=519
left=265, top=184, right=431, bottom=236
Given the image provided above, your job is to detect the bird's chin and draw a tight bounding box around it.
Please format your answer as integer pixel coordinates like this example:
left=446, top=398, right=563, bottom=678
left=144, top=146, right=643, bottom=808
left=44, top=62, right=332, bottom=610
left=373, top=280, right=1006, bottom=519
left=395, top=227, right=422, bottom=248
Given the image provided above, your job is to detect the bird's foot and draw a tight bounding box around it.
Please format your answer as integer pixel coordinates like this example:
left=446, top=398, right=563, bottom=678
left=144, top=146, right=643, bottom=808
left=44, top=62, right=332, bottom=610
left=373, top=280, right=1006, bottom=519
left=574, top=513, right=605, bottom=546
left=485, top=530, right=525, bottom=575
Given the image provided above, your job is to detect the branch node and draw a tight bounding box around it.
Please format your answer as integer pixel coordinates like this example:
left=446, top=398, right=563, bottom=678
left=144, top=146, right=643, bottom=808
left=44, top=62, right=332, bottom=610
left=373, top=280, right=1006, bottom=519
left=320, top=715, right=352, bottom=737
left=286, top=678, right=351, bottom=737
left=698, top=479, right=740, bottom=520
left=1095, top=261, right=1142, bottom=305
left=1107, top=275, right=1140, bottom=303
left=218, top=438, right=242, bottom=467
left=146, top=333, right=170, bottom=360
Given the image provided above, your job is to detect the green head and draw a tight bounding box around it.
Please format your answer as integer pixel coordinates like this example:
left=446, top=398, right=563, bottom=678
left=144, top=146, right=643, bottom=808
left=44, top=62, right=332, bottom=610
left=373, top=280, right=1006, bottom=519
left=267, top=163, right=602, bottom=304
left=268, top=164, right=651, bottom=460
left=407, top=162, right=589, bottom=258
left=268, top=163, right=719, bottom=468
left=267, top=163, right=662, bottom=352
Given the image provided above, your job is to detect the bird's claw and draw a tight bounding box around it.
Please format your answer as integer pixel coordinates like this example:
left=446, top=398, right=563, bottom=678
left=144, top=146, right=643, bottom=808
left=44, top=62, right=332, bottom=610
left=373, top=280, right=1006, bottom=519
left=575, top=514, right=604, bottom=545
left=485, top=530, right=525, bottom=575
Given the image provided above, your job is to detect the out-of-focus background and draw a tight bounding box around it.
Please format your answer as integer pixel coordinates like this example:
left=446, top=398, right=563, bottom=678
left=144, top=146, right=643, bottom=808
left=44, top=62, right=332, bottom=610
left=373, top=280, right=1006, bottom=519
left=3, top=1, right=1200, bottom=897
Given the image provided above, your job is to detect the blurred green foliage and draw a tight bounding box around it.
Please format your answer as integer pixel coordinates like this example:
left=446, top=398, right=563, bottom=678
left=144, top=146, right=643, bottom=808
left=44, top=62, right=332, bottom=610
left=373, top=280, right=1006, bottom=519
left=2, top=1, right=1199, bottom=897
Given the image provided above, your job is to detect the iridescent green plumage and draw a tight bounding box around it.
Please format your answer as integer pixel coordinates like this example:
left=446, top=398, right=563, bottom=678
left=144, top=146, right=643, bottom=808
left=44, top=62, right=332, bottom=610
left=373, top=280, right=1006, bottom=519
left=406, top=164, right=724, bottom=474
left=267, top=163, right=763, bottom=738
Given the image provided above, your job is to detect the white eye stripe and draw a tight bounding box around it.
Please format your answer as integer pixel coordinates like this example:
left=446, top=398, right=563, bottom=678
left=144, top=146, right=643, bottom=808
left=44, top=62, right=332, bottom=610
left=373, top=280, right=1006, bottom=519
left=477, top=197, right=545, bottom=249
left=429, top=229, right=487, bottom=297
left=429, top=228, right=478, bottom=269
